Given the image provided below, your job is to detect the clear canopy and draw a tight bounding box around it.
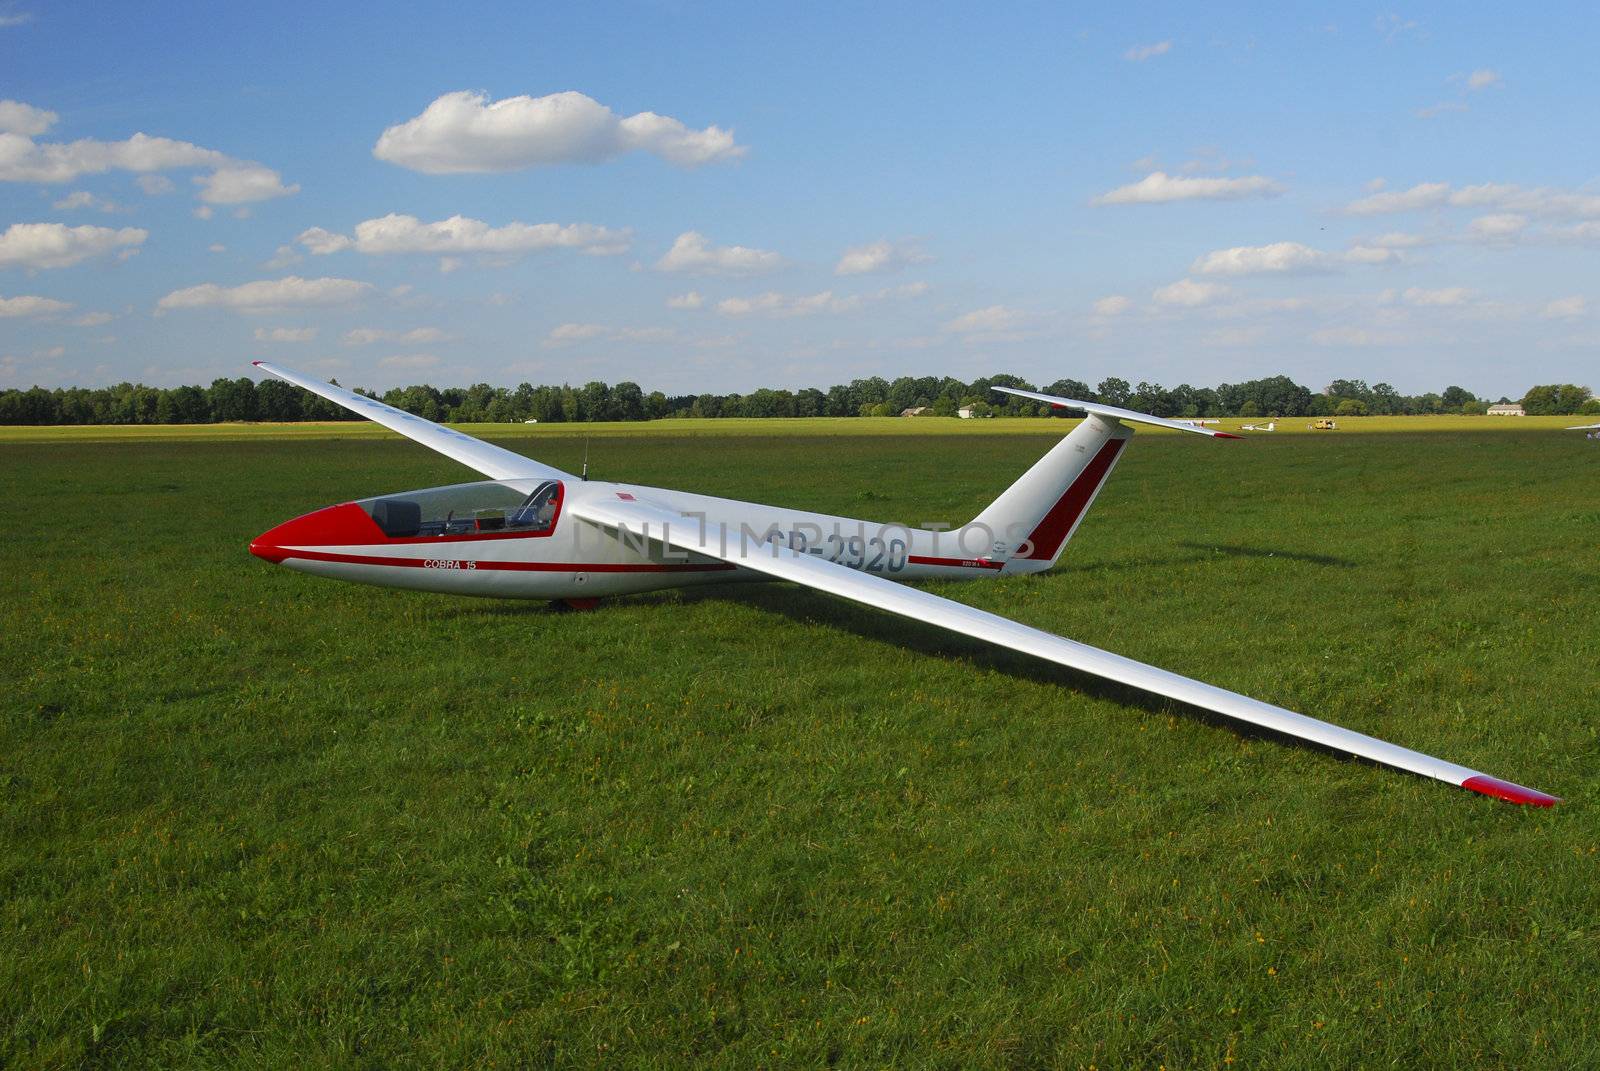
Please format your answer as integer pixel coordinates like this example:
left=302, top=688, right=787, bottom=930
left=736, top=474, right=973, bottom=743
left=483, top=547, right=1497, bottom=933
left=355, top=479, right=560, bottom=538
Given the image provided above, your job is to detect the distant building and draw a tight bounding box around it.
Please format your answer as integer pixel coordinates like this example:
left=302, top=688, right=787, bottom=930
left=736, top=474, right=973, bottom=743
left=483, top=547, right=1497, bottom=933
left=900, top=406, right=930, bottom=417
left=1487, top=403, right=1525, bottom=416
left=957, top=406, right=976, bottom=419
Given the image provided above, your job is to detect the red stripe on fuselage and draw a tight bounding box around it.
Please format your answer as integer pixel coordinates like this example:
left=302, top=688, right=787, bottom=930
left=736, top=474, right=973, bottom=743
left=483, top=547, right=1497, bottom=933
left=907, top=555, right=1005, bottom=570
left=258, top=547, right=739, bottom=573
left=1016, top=437, right=1126, bottom=561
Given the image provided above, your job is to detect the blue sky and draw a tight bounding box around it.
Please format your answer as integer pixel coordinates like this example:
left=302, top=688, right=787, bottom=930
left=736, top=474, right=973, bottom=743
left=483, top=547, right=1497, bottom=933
left=3, top=2, right=1597, bottom=396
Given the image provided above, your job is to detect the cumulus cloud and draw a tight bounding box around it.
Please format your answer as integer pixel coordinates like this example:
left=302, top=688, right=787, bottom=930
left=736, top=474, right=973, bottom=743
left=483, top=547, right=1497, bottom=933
left=195, top=163, right=298, bottom=204
left=1542, top=296, right=1586, bottom=319
left=1402, top=286, right=1471, bottom=306
left=0, top=103, right=297, bottom=205
left=372, top=90, right=745, bottom=174
left=378, top=353, right=441, bottom=369
left=1093, top=171, right=1282, bottom=205
left=0, top=99, right=56, bottom=136
left=52, top=189, right=117, bottom=212
left=1466, top=68, right=1503, bottom=91
left=943, top=305, right=1023, bottom=333
left=343, top=326, right=447, bottom=346
left=655, top=231, right=782, bottom=276
left=156, top=276, right=373, bottom=314
left=1124, top=41, right=1172, bottom=61
left=1152, top=279, right=1230, bottom=306
left=72, top=311, right=112, bottom=326
left=1092, top=295, right=1132, bottom=316
left=0, top=221, right=146, bottom=269
left=1345, top=181, right=1600, bottom=219
left=834, top=238, right=930, bottom=276
left=0, top=292, right=71, bottom=317
left=1191, top=242, right=1331, bottom=276
left=666, top=291, right=703, bottom=309
left=541, top=323, right=677, bottom=349
left=299, top=213, right=630, bottom=259
left=1468, top=213, right=1528, bottom=240
left=253, top=326, right=317, bottom=343
left=137, top=174, right=175, bottom=195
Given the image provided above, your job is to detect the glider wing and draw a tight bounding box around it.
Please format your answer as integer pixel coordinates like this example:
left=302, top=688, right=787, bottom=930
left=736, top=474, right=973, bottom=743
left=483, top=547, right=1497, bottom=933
left=253, top=361, right=570, bottom=481
left=571, top=492, right=1557, bottom=806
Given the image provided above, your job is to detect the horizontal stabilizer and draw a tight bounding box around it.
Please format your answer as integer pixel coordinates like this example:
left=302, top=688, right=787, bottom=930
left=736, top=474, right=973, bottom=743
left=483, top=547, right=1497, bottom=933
left=993, top=386, right=1242, bottom=438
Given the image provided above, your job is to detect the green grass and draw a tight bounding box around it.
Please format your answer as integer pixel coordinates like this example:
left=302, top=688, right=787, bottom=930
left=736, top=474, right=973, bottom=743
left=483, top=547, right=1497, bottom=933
left=3, top=423, right=1597, bottom=1068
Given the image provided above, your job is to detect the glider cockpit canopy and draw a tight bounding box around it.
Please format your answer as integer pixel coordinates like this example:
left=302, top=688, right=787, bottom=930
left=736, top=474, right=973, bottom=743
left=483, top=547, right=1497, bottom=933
left=357, top=479, right=562, bottom=538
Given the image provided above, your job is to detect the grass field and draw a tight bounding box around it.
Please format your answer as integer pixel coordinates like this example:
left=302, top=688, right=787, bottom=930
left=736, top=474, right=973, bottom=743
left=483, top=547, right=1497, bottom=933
left=3, top=420, right=1597, bottom=1068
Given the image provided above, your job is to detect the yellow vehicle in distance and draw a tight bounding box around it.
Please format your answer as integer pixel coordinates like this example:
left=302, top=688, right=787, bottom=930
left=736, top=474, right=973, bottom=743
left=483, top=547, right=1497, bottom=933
left=1311, top=419, right=1339, bottom=430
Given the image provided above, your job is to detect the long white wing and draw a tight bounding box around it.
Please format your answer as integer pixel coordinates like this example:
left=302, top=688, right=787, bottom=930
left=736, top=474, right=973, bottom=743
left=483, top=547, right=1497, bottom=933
left=570, top=492, right=1557, bottom=806
left=253, top=361, right=569, bottom=481
left=1566, top=422, right=1600, bottom=430
left=993, top=386, right=1242, bottom=438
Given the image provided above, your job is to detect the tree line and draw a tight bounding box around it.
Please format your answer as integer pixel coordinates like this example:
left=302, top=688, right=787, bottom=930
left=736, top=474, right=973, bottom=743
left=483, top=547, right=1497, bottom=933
left=0, top=372, right=1595, bottom=425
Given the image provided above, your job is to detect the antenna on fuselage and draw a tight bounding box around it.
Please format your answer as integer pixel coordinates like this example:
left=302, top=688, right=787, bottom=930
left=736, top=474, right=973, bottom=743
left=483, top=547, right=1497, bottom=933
left=580, top=436, right=590, bottom=481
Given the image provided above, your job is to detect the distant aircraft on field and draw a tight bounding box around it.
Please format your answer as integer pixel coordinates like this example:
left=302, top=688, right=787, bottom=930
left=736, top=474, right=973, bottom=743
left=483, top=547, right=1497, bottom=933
left=1240, top=421, right=1276, bottom=432
left=247, top=363, right=1556, bottom=807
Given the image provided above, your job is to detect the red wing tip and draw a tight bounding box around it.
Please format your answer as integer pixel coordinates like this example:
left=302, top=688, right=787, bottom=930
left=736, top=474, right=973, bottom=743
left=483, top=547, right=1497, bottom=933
left=1462, top=775, right=1560, bottom=807
left=251, top=360, right=264, bottom=366
left=1214, top=432, right=1244, bottom=439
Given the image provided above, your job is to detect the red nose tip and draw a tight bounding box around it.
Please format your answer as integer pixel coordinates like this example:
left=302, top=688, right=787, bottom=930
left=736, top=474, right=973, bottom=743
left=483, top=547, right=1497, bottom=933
left=250, top=503, right=386, bottom=563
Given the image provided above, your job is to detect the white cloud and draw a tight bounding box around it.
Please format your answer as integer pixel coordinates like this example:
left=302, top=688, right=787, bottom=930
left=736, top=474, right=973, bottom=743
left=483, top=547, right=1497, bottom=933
left=72, top=311, right=112, bottom=326
left=834, top=238, right=930, bottom=276
left=655, top=231, right=782, bottom=276
left=1542, top=296, right=1586, bottom=319
left=195, top=163, right=298, bottom=204
left=342, top=326, right=447, bottom=346
left=1468, top=213, right=1527, bottom=240
left=378, top=353, right=440, bottom=370
left=0, top=292, right=70, bottom=317
left=1191, top=242, right=1331, bottom=276
left=1092, top=295, right=1132, bottom=316
left=0, top=11, right=35, bottom=28
left=1124, top=41, right=1172, bottom=61
left=0, top=99, right=56, bottom=136
left=207, top=242, right=226, bottom=253
left=137, top=174, right=175, bottom=195
left=1466, top=68, right=1503, bottom=91
left=943, top=305, right=1022, bottom=333
left=1152, top=279, right=1229, bottom=306
left=52, top=189, right=117, bottom=212
left=192, top=205, right=213, bottom=220
left=1346, top=181, right=1600, bottom=219
left=263, top=245, right=302, bottom=270
left=716, top=282, right=927, bottom=318
left=1310, top=326, right=1393, bottom=347
left=1415, top=101, right=1469, bottom=119
left=253, top=326, right=317, bottom=343
left=156, top=276, right=373, bottom=314
left=299, top=213, right=630, bottom=259
left=0, top=222, right=146, bottom=269
left=1344, top=182, right=1451, bottom=214
left=666, top=291, right=703, bottom=309
left=541, top=323, right=678, bottom=348
left=0, top=110, right=297, bottom=206
left=1093, top=171, right=1282, bottom=205
left=1402, top=286, right=1471, bottom=306
left=1344, top=245, right=1402, bottom=264
left=1367, top=231, right=1430, bottom=248
left=372, top=90, right=745, bottom=174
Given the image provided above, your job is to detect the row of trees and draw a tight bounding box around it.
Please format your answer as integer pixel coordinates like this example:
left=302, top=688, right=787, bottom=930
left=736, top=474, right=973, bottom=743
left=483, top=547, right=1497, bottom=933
left=1, top=373, right=1594, bottom=425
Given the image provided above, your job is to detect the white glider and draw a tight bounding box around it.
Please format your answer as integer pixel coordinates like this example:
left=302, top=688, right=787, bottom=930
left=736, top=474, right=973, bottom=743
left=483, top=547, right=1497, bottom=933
left=249, top=362, right=1557, bottom=806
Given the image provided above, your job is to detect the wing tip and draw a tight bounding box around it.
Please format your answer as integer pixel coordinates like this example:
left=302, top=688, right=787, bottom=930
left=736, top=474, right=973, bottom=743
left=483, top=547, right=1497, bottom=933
left=1462, top=774, right=1560, bottom=807
left=1214, top=432, right=1244, bottom=440
left=251, top=360, right=264, bottom=367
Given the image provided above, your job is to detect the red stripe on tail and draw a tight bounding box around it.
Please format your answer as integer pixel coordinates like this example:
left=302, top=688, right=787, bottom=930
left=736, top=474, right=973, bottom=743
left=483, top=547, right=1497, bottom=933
left=1016, top=437, right=1126, bottom=561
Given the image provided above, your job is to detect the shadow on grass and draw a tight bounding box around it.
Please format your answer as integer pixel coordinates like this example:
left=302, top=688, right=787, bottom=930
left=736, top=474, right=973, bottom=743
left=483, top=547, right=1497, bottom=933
left=1175, top=542, right=1358, bottom=569
left=440, top=578, right=1409, bottom=783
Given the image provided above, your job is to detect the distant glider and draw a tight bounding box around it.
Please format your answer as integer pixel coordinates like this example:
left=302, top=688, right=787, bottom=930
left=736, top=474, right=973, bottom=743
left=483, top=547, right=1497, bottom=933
left=248, top=363, right=1557, bottom=806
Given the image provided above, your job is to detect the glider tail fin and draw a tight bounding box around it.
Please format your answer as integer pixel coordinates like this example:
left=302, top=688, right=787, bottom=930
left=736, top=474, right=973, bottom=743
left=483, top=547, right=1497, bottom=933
left=973, top=386, right=1239, bottom=572
left=971, top=414, right=1132, bottom=572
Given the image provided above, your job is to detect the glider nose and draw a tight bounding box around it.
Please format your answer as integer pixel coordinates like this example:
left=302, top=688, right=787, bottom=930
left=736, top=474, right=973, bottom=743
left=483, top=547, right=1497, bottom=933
left=250, top=503, right=384, bottom=564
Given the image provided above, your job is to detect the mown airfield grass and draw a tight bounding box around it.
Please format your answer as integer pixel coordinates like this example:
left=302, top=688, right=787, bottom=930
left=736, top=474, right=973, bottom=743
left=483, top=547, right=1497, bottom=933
left=2, top=416, right=1597, bottom=1068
